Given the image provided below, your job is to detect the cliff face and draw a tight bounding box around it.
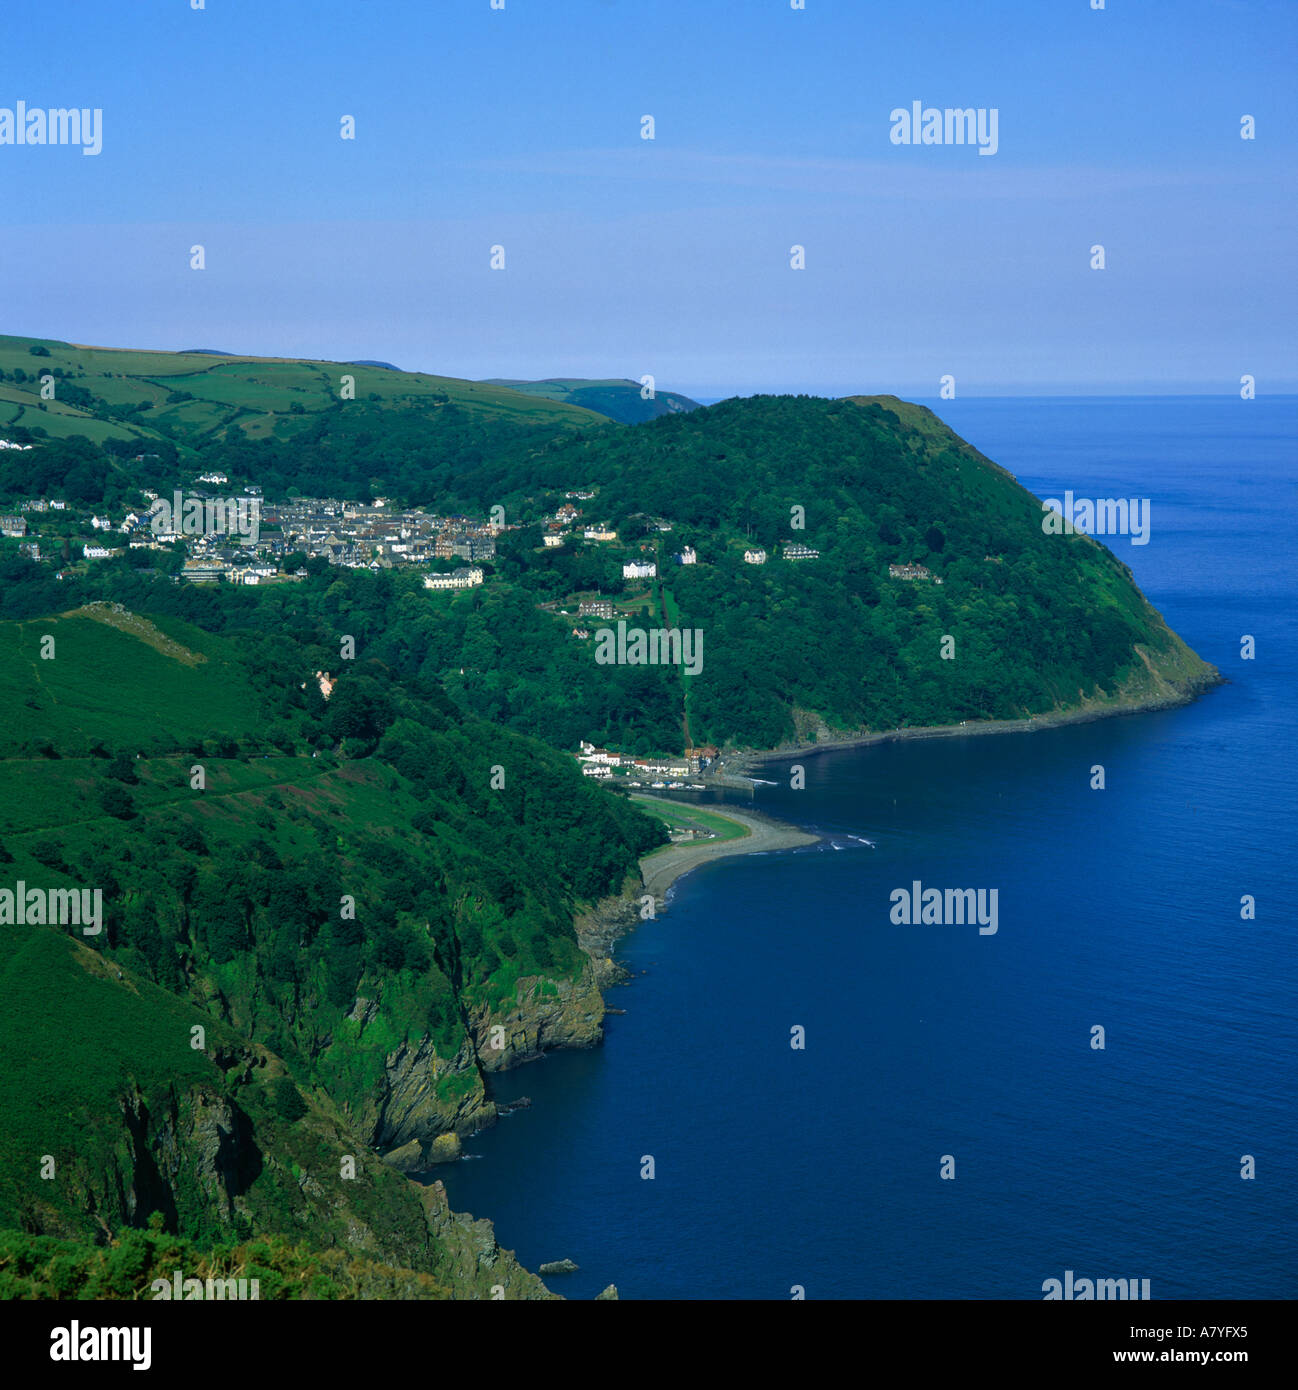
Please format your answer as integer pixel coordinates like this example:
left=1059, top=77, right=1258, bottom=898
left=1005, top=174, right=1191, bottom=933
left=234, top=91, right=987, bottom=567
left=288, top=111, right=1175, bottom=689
left=372, top=879, right=645, bottom=1172
left=371, top=964, right=605, bottom=1174
left=354, top=1007, right=496, bottom=1152
left=467, top=960, right=606, bottom=1074
left=420, top=1180, right=556, bottom=1300
left=22, top=1034, right=553, bottom=1297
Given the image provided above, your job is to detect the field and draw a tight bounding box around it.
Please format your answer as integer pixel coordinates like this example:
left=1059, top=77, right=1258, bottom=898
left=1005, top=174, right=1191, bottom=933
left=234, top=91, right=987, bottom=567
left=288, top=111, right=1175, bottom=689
left=633, top=797, right=749, bottom=849
left=0, top=333, right=602, bottom=454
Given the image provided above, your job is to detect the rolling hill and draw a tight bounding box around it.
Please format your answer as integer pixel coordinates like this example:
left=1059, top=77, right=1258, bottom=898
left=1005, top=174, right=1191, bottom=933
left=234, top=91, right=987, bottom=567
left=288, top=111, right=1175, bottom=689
left=0, top=334, right=603, bottom=452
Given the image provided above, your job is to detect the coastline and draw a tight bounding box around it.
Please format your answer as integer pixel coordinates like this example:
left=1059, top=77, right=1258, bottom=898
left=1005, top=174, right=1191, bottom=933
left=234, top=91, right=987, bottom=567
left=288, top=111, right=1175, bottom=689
left=403, top=670, right=1226, bottom=1188
left=712, top=669, right=1226, bottom=779
left=630, top=796, right=819, bottom=902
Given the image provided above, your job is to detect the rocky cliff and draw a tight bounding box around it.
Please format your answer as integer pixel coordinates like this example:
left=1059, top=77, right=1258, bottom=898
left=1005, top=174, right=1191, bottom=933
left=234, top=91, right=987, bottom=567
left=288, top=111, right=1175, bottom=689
left=373, top=877, right=644, bottom=1173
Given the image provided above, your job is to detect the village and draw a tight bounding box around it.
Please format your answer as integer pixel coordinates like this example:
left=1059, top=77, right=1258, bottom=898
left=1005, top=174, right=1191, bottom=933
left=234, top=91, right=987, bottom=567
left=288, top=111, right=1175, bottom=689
left=0, top=460, right=499, bottom=589
left=571, top=739, right=721, bottom=789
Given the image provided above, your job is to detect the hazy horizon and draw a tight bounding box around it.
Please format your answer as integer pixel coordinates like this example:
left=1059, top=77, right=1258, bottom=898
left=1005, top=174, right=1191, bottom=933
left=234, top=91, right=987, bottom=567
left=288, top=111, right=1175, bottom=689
left=3, top=0, right=1293, bottom=397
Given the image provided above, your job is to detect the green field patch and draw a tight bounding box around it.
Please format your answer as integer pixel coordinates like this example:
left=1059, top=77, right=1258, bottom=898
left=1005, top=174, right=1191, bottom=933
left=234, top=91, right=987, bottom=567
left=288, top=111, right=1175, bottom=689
left=634, top=798, right=749, bottom=851
left=0, top=613, right=263, bottom=755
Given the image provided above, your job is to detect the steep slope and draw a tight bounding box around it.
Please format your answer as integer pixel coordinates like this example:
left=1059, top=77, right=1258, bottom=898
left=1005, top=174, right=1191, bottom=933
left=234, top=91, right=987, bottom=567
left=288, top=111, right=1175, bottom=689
left=0, top=600, right=662, bottom=1290
left=0, top=930, right=551, bottom=1297
left=400, top=393, right=1221, bottom=748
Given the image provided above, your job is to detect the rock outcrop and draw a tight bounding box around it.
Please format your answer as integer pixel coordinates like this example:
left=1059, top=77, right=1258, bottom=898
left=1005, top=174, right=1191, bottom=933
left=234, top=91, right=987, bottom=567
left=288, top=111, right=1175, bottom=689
left=363, top=876, right=646, bottom=1178
left=420, top=1181, right=557, bottom=1300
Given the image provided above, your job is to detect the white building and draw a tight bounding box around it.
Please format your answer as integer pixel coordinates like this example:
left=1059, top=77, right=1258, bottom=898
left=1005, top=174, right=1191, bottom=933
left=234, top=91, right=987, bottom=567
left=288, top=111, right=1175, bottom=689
left=743, top=548, right=767, bottom=564
left=424, top=566, right=484, bottom=590
left=577, top=743, right=622, bottom=766
left=623, top=560, right=657, bottom=580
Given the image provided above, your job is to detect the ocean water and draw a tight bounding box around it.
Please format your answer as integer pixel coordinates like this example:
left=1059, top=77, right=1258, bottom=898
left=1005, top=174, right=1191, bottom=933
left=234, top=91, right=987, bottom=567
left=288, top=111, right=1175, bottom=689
left=437, top=397, right=1298, bottom=1300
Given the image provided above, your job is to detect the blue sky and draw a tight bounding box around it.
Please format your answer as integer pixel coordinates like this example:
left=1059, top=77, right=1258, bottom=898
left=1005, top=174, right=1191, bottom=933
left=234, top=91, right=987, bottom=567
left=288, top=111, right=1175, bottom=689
left=2, top=0, right=1294, bottom=398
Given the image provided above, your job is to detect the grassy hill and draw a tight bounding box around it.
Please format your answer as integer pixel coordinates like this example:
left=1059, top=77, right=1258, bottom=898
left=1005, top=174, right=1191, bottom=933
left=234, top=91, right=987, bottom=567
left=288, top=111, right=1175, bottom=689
left=0, top=606, right=262, bottom=753
left=0, top=334, right=601, bottom=453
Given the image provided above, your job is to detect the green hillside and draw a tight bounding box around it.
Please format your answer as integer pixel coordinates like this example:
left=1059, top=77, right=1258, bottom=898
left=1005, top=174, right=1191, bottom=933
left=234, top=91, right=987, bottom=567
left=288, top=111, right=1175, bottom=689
left=324, top=392, right=1216, bottom=750
left=0, top=333, right=601, bottom=455
left=0, top=598, right=661, bottom=1290
left=0, top=606, right=262, bottom=753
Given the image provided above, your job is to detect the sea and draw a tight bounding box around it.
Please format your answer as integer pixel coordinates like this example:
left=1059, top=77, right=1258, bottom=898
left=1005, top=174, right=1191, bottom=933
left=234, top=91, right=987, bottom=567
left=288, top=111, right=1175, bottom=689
left=436, top=396, right=1298, bottom=1300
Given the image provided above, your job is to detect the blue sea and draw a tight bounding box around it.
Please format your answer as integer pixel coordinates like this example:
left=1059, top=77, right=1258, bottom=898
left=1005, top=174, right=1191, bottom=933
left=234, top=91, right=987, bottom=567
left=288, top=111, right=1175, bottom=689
left=438, top=396, right=1298, bottom=1300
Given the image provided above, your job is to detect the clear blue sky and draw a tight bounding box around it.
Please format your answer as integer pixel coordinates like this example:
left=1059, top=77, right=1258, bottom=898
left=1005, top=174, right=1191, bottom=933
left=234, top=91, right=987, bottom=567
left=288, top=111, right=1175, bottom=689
left=2, top=0, right=1294, bottom=398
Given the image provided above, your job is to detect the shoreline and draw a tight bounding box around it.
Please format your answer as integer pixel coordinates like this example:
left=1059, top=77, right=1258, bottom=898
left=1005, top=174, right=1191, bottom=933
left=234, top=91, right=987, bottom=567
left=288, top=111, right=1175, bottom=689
left=712, top=672, right=1225, bottom=778
left=630, top=796, right=819, bottom=903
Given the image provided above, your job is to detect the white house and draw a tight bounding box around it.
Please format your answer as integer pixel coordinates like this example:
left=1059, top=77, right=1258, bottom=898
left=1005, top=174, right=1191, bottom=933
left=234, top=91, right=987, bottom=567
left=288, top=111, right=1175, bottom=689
left=424, top=566, right=484, bottom=590
left=578, top=744, right=622, bottom=766
left=623, top=560, right=657, bottom=580
left=743, top=548, right=767, bottom=564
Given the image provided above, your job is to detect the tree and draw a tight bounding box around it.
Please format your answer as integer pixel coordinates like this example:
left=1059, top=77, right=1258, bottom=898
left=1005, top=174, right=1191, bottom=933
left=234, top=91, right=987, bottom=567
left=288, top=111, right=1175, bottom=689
left=269, top=1077, right=307, bottom=1122
left=106, top=752, right=138, bottom=784
left=99, top=783, right=136, bottom=819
